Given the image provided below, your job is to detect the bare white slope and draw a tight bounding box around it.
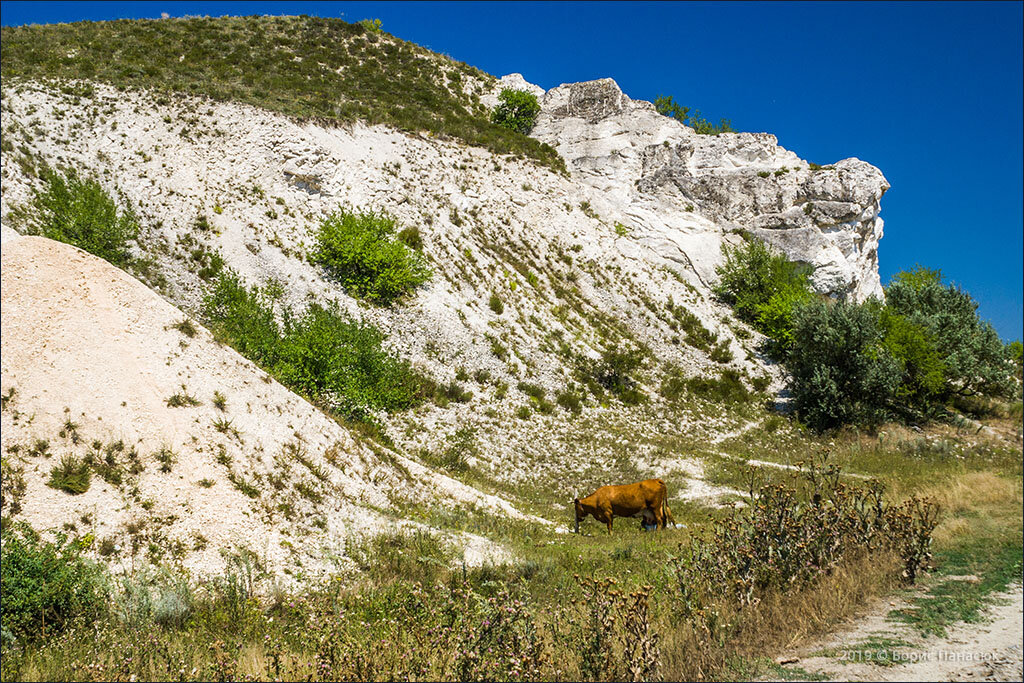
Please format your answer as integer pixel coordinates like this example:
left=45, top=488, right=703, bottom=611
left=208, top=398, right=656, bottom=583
left=0, top=232, right=541, bottom=577
left=0, top=80, right=787, bottom=490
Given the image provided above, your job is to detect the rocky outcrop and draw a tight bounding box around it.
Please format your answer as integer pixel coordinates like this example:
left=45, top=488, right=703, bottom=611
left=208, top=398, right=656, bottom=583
left=528, top=77, right=889, bottom=301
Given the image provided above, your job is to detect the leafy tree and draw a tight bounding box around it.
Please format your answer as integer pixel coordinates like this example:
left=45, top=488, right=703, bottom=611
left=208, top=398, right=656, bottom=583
left=885, top=266, right=1014, bottom=398
left=714, top=238, right=815, bottom=352
left=787, top=299, right=900, bottom=430
left=310, top=210, right=431, bottom=306
left=879, top=308, right=947, bottom=410
left=22, top=166, right=139, bottom=266
left=491, top=88, right=541, bottom=135
left=1009, top=340, right=1023, bottom=379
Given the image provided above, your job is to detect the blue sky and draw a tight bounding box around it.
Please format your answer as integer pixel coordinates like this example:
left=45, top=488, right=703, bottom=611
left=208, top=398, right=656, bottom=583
left=2, top=1, right=1021, bottom=340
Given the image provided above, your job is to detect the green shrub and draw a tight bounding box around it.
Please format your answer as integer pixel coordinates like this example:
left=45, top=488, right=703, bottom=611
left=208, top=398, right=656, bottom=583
left=491, top=88, right=541, bottom=135
left=1, top=522, right=109, bottom=640
left=311, top=210, right=431, bottom=305
left=488, top=292, right=505, bottom=315
left=685, top=369, right=750, bottom=404
left=203, top=273, right=282, bottom=366
left=21, top=166, right=139, bottom=266
left=397, top=226, right=423, bottom=250
left=276, top=301, right=426, bottom=417
left=654, top=94, right=735, bottom=135
left=1009, top=341, right=1023, bottom=378
left=46, top=455, right=91, bottom=494
left=204, top=272, right=429, bottom=421
left=556, top=390, right=583, bottom=415
left=586, top=345, right=646, bottom=399
left=787, top=300, right=900, bottom=430
left=358, top=18, right=382, bottom=33
left=440, top=427, right=478, bottom=473
left=714, top=238, right=815, bottom=351
left=885, top=266, right=1015, bottom=398
left=671, top=307, right=717, bottom=352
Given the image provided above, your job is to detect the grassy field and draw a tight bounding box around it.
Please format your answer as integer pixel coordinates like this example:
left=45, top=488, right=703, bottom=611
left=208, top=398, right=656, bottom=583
left=3, top=400, right=1020, bottom=681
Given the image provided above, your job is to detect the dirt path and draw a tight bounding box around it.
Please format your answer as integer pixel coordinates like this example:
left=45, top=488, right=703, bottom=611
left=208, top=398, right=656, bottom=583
left=773, top=584, right=1023, bottom=681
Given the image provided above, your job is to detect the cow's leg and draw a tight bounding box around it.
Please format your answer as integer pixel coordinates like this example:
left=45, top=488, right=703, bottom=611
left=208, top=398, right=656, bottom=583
left=651, top=504, right=665, bottom=530
left=601, top=506, right=614, bottom=533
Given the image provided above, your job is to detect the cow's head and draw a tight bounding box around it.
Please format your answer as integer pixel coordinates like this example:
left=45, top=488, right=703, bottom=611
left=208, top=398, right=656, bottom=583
left=573, top=497, right=585, bottom=533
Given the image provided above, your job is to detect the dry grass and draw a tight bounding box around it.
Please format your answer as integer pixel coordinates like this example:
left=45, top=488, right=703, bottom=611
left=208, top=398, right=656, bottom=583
left=657, top=552, right=901, bottom=680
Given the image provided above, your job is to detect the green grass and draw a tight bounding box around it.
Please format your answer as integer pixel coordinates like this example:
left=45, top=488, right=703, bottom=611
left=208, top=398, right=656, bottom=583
left=0, top=15, right=565, bottom=173
left=810, top=635, right=915, bottom=668
left=891, top=535, right=1023, bottom=637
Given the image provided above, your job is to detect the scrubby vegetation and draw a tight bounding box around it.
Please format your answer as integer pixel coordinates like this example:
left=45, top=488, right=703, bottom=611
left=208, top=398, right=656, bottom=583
left=713, top=237, right=815, bottom=352
left=1, top=523, right=109, bottom=641
left=14, top=166, right=139, bottom=266
left=310, top=210, right=431, bottom=305
left=6, top=428, right=1018, bottom=682
left=715, top=239, right=1020, bottom=431
left=655, top=94, right=735, bottom=135
left=45, top=455, right=91, bottom=495
left=203, top=272, right=428, bottom=420
left=0, top=15, right=565, bottom=172
left=490, top=88, right=541, bottom=134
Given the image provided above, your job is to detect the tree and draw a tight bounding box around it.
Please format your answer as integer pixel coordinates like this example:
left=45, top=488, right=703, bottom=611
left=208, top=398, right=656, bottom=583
left=885, top=266, right=1014, bottom=398
left=879, top=308, right=947, bottom=411
left=787, top=300, right=901, bottom=430
left=491, top=88, right=541, bottom=134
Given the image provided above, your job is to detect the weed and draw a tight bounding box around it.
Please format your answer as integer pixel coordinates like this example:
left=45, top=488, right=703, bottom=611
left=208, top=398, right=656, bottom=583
left=212, top=391, right=227, bottom=411
left=172, top=319, right=197, bottom=337
left=488, top=292, right=504, bottom=315
left=165, top=386, right=201, bottom=407
left=154, top=446, right=176, bottom=473
left=47, top=455, right=91, bottom=494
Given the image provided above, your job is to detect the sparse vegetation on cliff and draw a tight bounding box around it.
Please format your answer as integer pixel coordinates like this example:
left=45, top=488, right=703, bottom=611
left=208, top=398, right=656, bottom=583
left=655, top=94, right=735, bottom=135
left=0, top=15, right=566, bottom=173
left=202, top=272, right=429, bottom=420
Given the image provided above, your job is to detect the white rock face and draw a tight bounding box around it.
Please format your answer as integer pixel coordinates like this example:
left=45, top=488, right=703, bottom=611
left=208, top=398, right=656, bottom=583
left=528, top=77, right=889, bottom=301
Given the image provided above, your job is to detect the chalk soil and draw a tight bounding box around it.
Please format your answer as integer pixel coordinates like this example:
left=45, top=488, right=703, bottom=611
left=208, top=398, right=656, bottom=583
left=772, top=584, right=1023, bottom=681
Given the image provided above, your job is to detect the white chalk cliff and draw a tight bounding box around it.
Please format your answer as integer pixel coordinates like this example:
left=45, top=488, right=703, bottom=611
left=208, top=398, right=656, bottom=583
left=503, top=75, right=889, bottom=301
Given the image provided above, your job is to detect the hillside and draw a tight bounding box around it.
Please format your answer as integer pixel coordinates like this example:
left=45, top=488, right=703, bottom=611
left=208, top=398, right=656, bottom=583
left=0, top=229, right=533, bottom=576
left=0, top=14, right=1020, bottom=683
left=0, top=15, right=895, bottom=564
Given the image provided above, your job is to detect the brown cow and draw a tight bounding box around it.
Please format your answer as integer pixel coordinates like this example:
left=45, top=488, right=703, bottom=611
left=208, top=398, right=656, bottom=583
left=573, top=479, right=673, bottom=533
